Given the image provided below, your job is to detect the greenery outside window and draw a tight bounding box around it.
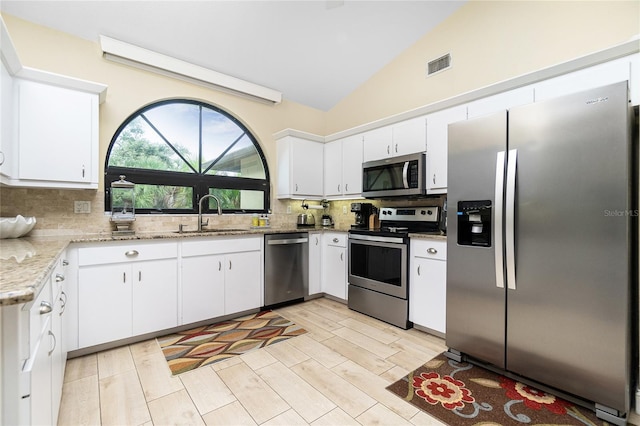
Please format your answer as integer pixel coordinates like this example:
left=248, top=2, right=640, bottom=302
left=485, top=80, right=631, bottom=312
left=105, top=99, right=270, bottom=214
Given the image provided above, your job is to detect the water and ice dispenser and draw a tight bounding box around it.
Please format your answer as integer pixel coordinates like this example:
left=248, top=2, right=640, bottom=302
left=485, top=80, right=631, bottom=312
left=457, top=200, right=492, bottom=247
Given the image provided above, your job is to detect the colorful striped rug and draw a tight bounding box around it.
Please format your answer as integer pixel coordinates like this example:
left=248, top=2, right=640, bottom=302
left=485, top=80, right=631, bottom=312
left=157, top=310, right=307, bottom=375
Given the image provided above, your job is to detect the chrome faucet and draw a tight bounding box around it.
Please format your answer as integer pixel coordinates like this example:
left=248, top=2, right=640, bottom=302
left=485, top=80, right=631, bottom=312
left=198, top=194, right=222, bottom=231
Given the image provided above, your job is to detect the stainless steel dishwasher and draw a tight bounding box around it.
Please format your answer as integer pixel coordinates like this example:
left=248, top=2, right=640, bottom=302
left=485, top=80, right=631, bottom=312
left=264, top=232, right=309, bottom=307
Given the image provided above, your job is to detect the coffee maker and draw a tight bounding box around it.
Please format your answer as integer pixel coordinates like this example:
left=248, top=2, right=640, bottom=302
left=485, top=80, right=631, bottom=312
left=350, top=202, right=374, bottom=229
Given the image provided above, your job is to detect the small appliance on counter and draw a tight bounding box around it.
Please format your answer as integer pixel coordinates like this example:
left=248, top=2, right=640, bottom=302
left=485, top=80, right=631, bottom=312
left=350, top=202, right=374, bottom=229
left=297, top=213, right=315, bottom=227
left=321, top=214, right=333, bottom=227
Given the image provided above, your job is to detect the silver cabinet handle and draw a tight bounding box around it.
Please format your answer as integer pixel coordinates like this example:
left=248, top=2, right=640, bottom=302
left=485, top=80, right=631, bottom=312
left=62, top=260, right=69, bottom=266
left=338, top=184, right=340, bottom=192
left=48, top=330, right=56, bottom=356
left=123, top=272, right=126, bottom=283
left=229, top=260, right=232, bottom=270
left=427, top=248, right=437, bottom=255
left=433, top=173, right=436, bottom=184
left=218, top=261, right=222, bottom=271
left=125, top=250, right=139, bottom=257
left=395, top=143, right=398, bottom=153
left=82, top=165, right=85, bottom=178
left=417, top=265, right=421, bottom=276
left=295, top=184, right=299, bottom=192
left=138, top=271, right=142, bottom=281
left=345, top=184, right=348, bottom=192
left=55, top=273, right=65, bottom=282
left=387, top=145, right=390, bottom=154
left=59, top=291, right=67, bottom=315
left=315, top=236, right=319, bottom=245
left=333, top=238, right=339, bottom=243
left=39, top=301, right=52, bottom=315
left=340, top=252, right=343, bottom=261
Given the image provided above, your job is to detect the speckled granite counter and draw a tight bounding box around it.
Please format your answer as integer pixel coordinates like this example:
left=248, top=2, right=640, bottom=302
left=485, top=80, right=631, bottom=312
left=408, top=232, right=447, bottom=241
left=0, top=226, right=352, bottom=306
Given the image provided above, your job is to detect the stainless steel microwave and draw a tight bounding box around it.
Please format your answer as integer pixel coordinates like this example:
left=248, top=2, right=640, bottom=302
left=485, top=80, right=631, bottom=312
left=362, top=152, right=427, bottom=198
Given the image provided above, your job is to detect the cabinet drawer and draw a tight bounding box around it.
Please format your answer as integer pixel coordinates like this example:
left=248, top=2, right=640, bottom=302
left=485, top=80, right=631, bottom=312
left=325, top=233, right=347, bottom=247
left=78, top=241, right=178, bottom=266
left=182, top=236, right=261, bottom=257
left=411, top=240, right=446, bottom=261
left=26, top=280, right=53, bottom=352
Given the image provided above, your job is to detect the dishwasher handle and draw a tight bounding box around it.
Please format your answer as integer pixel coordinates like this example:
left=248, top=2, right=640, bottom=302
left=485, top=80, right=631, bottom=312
left=267, top=237, right=309, bottom=245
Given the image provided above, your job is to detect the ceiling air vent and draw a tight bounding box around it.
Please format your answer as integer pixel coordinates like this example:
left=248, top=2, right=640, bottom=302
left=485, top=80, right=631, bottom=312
left=427, top=53, right=451, bottom=77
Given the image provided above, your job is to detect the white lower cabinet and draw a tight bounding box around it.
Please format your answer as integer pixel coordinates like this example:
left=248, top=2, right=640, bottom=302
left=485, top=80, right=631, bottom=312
left=77, top=241, right=178, bottom=349
left=181, top=236, right=262, bottom=325
left=409, top=239, right=447, bottom=334
left=321, top=232, right=348, bottom=300
left=1, top=252, right=68, bottom=426
left=181, top=254, right=225, bottom=325
left=308, top=231, right=322, bottom=296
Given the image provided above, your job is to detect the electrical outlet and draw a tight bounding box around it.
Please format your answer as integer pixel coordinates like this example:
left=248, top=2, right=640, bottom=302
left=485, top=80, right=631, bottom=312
left=343, top=205, right=347, bottom=214
left=74, top=201, right=91, bottom=214
left=286, top=205, right=292, bottom=214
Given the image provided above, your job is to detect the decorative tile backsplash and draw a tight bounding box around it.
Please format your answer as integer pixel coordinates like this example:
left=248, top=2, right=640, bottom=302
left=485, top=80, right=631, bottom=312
left=0, top=187, right=444, bottom=236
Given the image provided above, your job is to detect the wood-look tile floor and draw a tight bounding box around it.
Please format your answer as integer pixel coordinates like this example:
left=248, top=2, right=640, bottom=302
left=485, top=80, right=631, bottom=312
left=58, top=298, right=449, bottom=426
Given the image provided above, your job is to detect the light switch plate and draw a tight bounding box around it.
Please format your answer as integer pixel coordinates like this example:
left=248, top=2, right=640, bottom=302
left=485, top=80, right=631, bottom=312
left=286, top=205, right=292, bottom=214
left=74, top=201, right=91, bottom=214
left=343, top=205, right=347, bottom=214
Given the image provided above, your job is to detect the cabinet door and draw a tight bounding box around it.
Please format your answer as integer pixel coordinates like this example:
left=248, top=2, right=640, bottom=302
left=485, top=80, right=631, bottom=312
left=410, top=257, right=447, bottom=334
left=392, top=116, right=427, bottom=157
left=225, top=251, right=262, bottom=314
left=51, top=285, right=65, bottom=424
left=132, top=259, right=178, bottom=335
left=292, top=138, right=324, bottom=197
left=323, top=140, right=343, bottom=197
left=425, top=105, right=467, bottom=193
left=342, top=135, right=363, bottom=196
left=17, top=80, right=95, bottom=184
left=78, top=264, right=132, bottom=348
left=362, top=126, right=392, bottom=162
left=29, top=320, right=53, bottom=426
left=322, top=245, right=347, bottom=300
left=181, top=255, right=225, bottom=325
left=308, top=232, right=322, bottom=295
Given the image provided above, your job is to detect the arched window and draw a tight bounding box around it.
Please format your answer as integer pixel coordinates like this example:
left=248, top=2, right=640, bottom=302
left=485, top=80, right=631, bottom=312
left=105, top=99, right=270, bottom=214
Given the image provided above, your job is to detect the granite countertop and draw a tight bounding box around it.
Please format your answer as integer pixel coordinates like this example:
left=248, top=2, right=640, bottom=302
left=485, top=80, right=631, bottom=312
left=0, top=225, right=446, bottom=306
left=0, top=225, right=355, bottom=306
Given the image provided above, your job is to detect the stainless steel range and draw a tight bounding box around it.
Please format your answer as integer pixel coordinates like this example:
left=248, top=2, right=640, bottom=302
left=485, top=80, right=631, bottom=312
left=347, top=206, right=440, bottom=329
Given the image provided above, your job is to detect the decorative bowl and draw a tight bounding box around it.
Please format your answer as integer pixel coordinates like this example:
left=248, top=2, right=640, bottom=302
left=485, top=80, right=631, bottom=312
left=0, top=215, right=37, bottom=239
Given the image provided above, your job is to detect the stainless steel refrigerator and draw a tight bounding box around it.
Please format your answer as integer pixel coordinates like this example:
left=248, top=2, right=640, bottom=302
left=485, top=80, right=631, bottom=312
left=446, top=81, right=634, bottom=424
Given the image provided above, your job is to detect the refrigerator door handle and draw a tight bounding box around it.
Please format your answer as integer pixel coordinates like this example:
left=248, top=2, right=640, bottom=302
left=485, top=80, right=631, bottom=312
left=505, top=149, right=518, bottom=290
left=494, top=151, right=506, bottom=289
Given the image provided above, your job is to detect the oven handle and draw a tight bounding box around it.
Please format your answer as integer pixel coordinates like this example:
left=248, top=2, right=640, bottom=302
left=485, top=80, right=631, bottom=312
left=348, top=234, right=405, bottom=244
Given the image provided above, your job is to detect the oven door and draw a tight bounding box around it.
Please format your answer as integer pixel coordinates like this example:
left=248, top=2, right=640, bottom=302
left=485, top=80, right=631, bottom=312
left=348, top=234, right=408, bottom=299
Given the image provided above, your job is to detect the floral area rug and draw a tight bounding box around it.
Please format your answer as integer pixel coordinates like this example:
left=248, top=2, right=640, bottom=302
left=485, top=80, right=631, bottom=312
left=386, top=353, right=608, bottom=425
left=157, top=310, right=306, bottom=375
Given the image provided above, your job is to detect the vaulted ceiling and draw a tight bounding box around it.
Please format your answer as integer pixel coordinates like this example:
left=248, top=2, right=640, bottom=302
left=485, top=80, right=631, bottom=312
left=0, top=1, right=465, bottom=110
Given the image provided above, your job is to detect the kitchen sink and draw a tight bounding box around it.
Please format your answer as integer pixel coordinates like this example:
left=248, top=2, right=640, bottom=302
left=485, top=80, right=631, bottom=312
left=174, top=228, right=249, bottom=234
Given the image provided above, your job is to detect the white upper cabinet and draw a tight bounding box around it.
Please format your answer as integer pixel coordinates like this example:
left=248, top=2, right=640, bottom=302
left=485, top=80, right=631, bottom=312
left=362, top=125, right=392, bottom=162
left=425, top=105, right=467, bottom=194
left=324, top=134, right=363, bottom=198
left=16, top=79, right=98, bottom=187
left=533, top=55, right=636, bottom=103
left=277, top=134, right=324, bottom=199
left=391, top=116, right=427, bottom=158
left=363, top=118, right=426, bottom=163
